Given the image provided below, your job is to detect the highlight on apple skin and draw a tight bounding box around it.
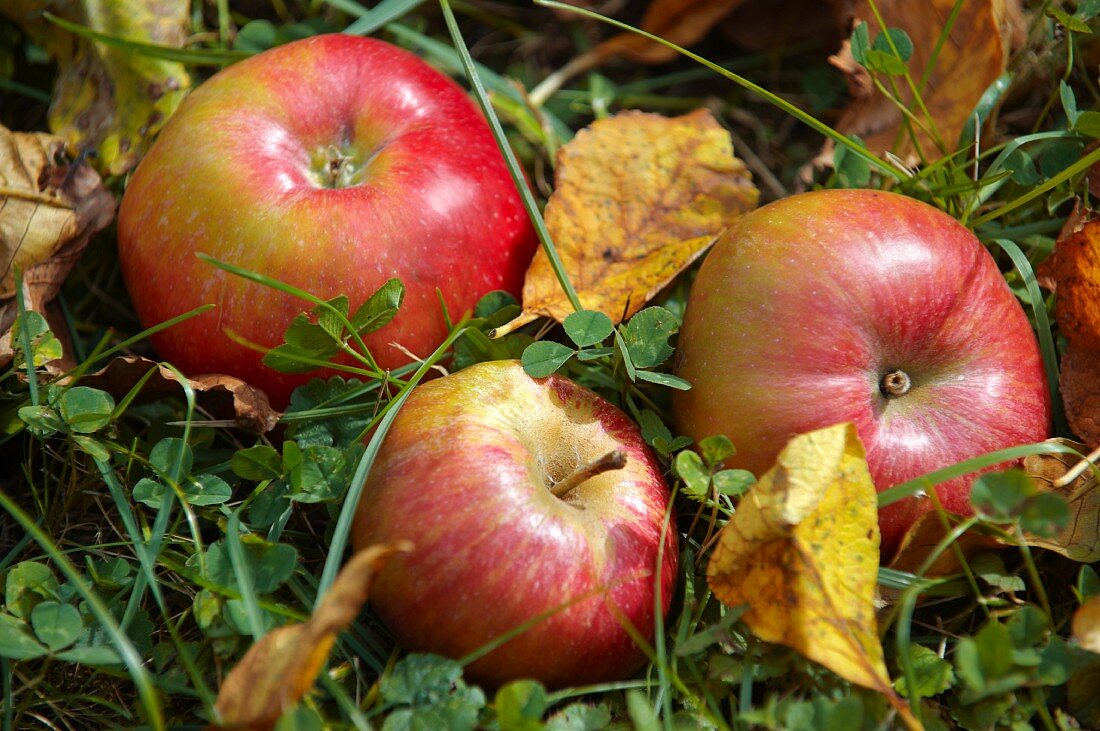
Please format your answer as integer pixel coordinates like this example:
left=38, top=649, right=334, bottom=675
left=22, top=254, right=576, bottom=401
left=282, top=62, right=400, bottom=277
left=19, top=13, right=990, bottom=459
left=673, top=188, right=1051, bottom=554
left=117, top=34, right=538, bottom=406
left=352, top=359, right=679, bottom=689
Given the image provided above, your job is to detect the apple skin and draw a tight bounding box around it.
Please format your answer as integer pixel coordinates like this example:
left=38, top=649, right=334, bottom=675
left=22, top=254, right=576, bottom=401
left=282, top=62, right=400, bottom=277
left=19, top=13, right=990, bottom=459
left=673, top=189, right=1051, bottom=554
left=117, top=34, right=538, bottom=406
left=351, top=360, right=678, bottom=689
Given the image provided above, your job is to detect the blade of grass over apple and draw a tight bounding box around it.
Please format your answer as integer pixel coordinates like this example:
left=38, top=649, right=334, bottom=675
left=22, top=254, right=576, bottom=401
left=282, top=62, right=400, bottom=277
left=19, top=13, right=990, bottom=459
left=315, top=321, right=469, bottom=603
left=198, top=253, right=387, bottom=377
left=990, top=238, right=1064, bottom=434
left=43, top=13, right=250, bottom=66
left=876, top=441, right=1085, bottom=508
left=533, top=0, right=902, bottom=182
left=439, top=0, right=583, bottom=315
left=384, top=23, right=573, bottom=144
left=0, top=491, right=165, bottom=729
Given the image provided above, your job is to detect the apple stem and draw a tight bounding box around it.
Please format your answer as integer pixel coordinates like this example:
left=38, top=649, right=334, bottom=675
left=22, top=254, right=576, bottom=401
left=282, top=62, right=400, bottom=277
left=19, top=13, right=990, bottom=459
left=550, top=450, right=627, bottom=499
left=881, top=369, right=912, bottom=398
left=325, top=145, right=355, bottom=188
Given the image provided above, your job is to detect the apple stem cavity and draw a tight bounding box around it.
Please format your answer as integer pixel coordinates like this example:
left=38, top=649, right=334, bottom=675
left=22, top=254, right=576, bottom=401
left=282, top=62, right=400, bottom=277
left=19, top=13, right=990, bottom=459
left=880, top=369, right=912, bottom=398
left=550, top=450, right=628, bottom=499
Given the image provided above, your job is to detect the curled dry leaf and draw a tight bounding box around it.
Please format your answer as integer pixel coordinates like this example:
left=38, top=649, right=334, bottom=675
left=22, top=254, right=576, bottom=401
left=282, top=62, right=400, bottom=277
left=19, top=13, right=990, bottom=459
left=706, top=423, right=920, bottom=729
left=1074, top=596, right=1100, bottom=655
left=2, top=0, right=192, bottom=175
left=1038, top=208, right=1100, bottom=350
left=888, top=438, right=1100, bottom=573
left=1023, top=441, right=1100, bottom=563
left=496, top=110, right=757, bottom=336
left=209, top=543, right=411, bottom=731
left=73, top=356, right=280, bottom=433
left=828, top=0, right=1024, bottom=163
left=1038, top=209, right=1100, bottom=447
left=0, top=125, right=115, bottom=369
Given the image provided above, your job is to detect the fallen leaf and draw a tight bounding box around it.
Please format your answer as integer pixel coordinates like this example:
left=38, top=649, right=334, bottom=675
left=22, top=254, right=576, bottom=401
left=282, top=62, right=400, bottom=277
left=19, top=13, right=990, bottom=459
left=1074, top=596, right=1100, bottom=655
left=706, top=423, right=920, bottom=729
left=0, top=125, right=115, bottom=369
left=1023, top=441, right=1100, bottom=563
left=828, top=0, right=1024, bottom=162
left=2, top=0, right=192, bottom=175
left=1060, top=348, right=1100, bottom=450
left=209, top=543, right=410, bottom=731
left=597, top=0, right=749, bottom=64
left=1038, top=209, right=1100, bottom=350
left=1037, top=209, right=1100, bottom=447
left=497, top=110, right=757, bottom=335
left=885, top=440, right=1100, bottom=573
left=73, top=356, right=280, bottom=434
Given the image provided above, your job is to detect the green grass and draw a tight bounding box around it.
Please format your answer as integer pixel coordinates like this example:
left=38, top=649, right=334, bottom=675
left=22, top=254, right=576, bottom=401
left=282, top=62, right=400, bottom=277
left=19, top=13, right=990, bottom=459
left=1, top=0, right=1098, bottom=729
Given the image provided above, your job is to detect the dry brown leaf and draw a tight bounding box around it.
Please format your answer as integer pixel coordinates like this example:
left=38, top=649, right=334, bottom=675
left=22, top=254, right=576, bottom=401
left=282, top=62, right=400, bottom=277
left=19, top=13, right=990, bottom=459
left=73, top=356, right=280, bottom=433
left=209, top=543, right=410, bottom=731
left=828, top=0, right=1024, bottom=163
left=1023, top=441, right=1100, bottom=563
left=706, top=423, right=920, bottom=729
left=0, top=125, right=115, bottom=369
left=596, top=0, right=748, bottom=64
left=1074, top=596, right=1100, bottom=655
left=1060, top=348, right=1100, bottom=450
left=1038, top=209, right=1100, bottom=350
left=2, top=0, right=192, bottom=175
left=1037, top=209, right=1100, bottom=447
left=884, top=439, right=1100, bottom=572
left=498, top=110, right=757, bottom=335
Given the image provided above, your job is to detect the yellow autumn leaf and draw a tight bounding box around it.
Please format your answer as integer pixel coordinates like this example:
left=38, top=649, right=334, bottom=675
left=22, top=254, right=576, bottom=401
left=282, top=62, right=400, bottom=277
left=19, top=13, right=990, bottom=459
left=1075, top=596, right=1100, bottom=655
left=496, top=109, right=757, bottom=336
left=2, top=0, right=192, bottom=175
left=209, top=543, right=410, bottom=731
left=706, top=423, right=921, bottom=730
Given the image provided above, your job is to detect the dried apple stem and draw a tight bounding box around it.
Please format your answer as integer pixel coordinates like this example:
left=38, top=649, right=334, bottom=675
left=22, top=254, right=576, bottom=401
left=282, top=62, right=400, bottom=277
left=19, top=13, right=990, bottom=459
left=551, top=450, right=627, bottom=499
left=880, top=369, right=911, bottom=398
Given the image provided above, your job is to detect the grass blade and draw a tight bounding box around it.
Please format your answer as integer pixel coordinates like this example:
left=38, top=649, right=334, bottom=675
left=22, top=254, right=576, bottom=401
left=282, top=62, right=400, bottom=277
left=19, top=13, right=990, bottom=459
left=315, top=321, right=469, bottom=602
left=990, top=238, right=1064, bottom=435
left=439, top=0, right=584, bottom=313
left=0, top=489, right=165, bottom=729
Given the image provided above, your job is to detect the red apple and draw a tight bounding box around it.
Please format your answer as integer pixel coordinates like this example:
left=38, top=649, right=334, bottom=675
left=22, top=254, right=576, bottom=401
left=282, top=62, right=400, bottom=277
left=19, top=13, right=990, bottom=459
left=673, top=189, right=1050, bottom=554
left=351, top=359, right=678, bottom=689
left=117, top=34, right=537, bottom=406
